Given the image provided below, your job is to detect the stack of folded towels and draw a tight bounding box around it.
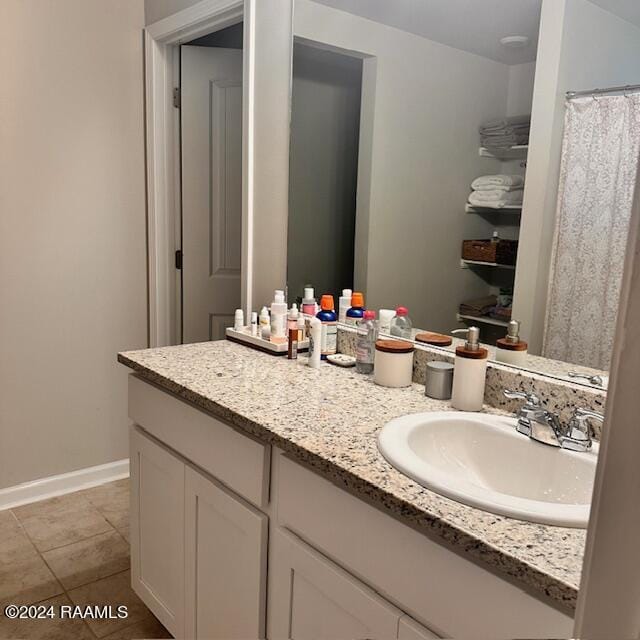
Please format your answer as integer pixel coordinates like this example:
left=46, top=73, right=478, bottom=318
left=468, top=174, right=524, bottom=209
left=459, top=295, right=497, bottom=319
left=480, top=115, right=530, bottom=150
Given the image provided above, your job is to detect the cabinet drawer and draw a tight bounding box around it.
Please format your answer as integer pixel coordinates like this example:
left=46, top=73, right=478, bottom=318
left=128, top=374, right=269, bottom=508
left=275, top=454, right=573, bottom=639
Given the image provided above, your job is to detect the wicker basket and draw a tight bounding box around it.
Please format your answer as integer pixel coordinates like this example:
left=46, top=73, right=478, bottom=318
left=462, top=238, right=518, bottom=265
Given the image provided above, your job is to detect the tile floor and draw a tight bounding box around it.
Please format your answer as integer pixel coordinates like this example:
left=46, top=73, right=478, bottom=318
left=0, top=479, right=171, bottom=639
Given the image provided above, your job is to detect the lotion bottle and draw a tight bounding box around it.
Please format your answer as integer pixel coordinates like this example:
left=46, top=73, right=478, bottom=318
left=302, top=286, right=317, bottom=316
left=338, top=289, right=353, bottom=323
left=450, top=327, right=488, bottom=411
left=270, top=290, right=288, bottom=344
left=308, top=317, right=322, bottom=369
left=316, top=295, right=337, bottom=359
left=495, top=320, right=528, bottom=366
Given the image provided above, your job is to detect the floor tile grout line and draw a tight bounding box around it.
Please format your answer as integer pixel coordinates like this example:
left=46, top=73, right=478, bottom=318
left=2, top=481, right=160, bottom=639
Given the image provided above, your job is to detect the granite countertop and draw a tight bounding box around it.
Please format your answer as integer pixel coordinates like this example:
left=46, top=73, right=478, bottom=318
left=118, top=340, right=585, bottom=613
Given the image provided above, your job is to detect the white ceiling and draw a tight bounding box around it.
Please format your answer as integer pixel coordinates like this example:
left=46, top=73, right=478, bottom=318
left=310, top=0, right=543, bottom=65
left=589, top=0, right=640, bottom=27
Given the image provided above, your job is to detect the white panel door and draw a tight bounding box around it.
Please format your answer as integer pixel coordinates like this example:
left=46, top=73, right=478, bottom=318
left=130, top=427, right=185, bottom=638
left=181, top=46, right=243, bottom=343
left=185, top=466, right=268, bottom=639
left=268, top=529, right=401, bottom=640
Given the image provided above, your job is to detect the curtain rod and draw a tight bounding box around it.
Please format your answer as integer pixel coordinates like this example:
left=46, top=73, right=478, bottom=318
left=566, top=84, right=640, bottom=99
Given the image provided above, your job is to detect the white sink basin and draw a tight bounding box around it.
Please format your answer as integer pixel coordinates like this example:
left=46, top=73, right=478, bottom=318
left=378, top=412, right=598, bottom=528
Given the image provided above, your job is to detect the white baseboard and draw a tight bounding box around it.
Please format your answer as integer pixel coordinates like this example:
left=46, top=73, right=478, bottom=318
left=0, top=459, right=130, bottom=511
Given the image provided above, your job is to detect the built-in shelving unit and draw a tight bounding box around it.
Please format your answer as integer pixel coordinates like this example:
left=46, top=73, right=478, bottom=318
left=456, top=313, right=510, bottom=328
left=478, top=145, right=528, bottom=160
left=458, top=134, right=529, bottom=341
left=460, top=259, right=516, bottom=270
left=465, top=203, right=522, bottom=214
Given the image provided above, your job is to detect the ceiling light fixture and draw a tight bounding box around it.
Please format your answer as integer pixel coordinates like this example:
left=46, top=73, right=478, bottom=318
left=500, top=35, right=530, bottom=49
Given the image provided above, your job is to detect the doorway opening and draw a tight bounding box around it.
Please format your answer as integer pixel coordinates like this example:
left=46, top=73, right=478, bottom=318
left=287, top=41, right=363, bottom=305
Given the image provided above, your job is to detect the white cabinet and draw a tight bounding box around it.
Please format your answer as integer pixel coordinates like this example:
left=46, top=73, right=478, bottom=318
left=185, top=466, right=268, bottom=639
left=269, top=529, right=402, bottom=640
left=130, top=427, right=185, bottom=637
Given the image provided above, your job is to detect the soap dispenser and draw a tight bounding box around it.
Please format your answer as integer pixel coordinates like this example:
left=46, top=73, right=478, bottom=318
left=450, top=327, right=488, bottom=411
left=495, top=320, right=528, bottom=366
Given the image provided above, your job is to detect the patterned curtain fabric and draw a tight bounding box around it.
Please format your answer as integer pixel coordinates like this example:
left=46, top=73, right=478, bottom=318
left=543, top=95, right=640, bottom=370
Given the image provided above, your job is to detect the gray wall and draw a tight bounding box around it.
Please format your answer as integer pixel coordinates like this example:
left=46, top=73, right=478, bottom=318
left=0, top=0, right=147, bottom=489
left=145, top=0, right=201, bottom=24
left=288, top=43, right=362, bottom=302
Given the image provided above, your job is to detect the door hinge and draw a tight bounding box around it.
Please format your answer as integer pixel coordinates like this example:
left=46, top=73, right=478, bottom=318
left=172, top=87, right=181, bottom=109
left=175, top=249, right=183, bottom=270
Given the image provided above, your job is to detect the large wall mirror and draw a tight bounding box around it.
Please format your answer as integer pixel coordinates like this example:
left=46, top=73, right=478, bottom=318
left=285, top=0, right=640, bottom=390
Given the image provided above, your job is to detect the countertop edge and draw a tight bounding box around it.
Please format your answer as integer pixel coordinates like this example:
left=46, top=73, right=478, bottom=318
left=118, top=352, right=578, bottom=613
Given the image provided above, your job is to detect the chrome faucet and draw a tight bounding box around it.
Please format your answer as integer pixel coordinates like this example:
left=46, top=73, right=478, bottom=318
left=567, top=371, right=605, bottom=387
left=562, top=408, right=604, bottom=452
left=503, top=390, right=603, bottom=452
left=503, top=390, right=564, bottom=447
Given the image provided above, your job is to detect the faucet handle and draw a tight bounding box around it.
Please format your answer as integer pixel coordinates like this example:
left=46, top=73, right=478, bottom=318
left=563, top=408, right=603, bottom=452
left=567, top=371, right=605, bottom=387
left=503, top=389, right=541, bottom=406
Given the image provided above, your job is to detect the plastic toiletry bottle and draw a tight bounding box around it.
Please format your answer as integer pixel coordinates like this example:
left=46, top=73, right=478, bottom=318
left=450, top=327, right=488, bottom=411
left=338, top=289, right=353, bottom=323
left=302, top=286, right=317, bottom=316
left=390, top=306, right=412, bottom=339
left=259, top=306, right=270, bottom=339
left=346, top=292, right=365, bottom=325
left=356, top=310, right=378, bottom=374
left=288, top=304, right=299, bottom=333
left=495, top=320, right=528, bottom=366
left=308, top=317, right=322, bottom=369
left=270, top=290, right=288, bottom=344
left=316, top=295, right=337, bottom=359
left=378, top=309, right=395, bottom=335
left=297, top=315, right=306, bottom=341
left=250, top=311, right=258, bottom=337
left=234, top=309, right=244, bottom=331
left=288, top=327, right=298, bottom=360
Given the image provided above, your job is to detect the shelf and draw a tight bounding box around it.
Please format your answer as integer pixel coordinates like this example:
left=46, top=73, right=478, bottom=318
left=460, top=259, right=516, bottom=270
left=457, top=313, right=510, bottom=328
left=479, top=145, right=528, bottom=160
left=465, top=203, right=522, bottom=214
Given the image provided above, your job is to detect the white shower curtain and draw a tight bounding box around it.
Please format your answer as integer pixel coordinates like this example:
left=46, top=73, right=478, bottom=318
left=543, top=94, right=640, bottom=370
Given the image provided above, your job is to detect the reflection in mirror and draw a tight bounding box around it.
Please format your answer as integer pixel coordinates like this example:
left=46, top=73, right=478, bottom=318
left=286, top=0, right=640, bottom=388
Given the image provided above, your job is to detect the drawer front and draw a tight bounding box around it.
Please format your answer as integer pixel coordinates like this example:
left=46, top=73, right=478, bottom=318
left=128, top=374, right=269, bottom=508
left=275, top=454, right=573, bottom=639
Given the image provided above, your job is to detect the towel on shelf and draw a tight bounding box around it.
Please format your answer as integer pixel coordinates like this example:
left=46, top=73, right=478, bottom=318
left=459, top=295, right=498, bottom=318
left=480, top=114, right=531, bottom=150
left=481, top=133, right=529, bottom=149
left=468, top=189, right=523, bottom=208
left=479, top=114, right=530, bottom=133
left=471, top=175, right=524, bottom=190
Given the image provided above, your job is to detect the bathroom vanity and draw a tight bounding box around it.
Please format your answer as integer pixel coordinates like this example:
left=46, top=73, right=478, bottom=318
left=119, top=341, right=583, bottom=640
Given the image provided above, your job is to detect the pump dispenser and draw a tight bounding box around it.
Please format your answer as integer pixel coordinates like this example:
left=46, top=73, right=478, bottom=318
left=450, top=326, right=488, bottom=411
left=495, top=320, right=528, bottom=366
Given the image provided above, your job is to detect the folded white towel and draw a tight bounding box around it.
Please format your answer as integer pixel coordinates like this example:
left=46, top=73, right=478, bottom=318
left=471, top=175, right=524, bottom=190
left=468, top=189, right=523, bottom=208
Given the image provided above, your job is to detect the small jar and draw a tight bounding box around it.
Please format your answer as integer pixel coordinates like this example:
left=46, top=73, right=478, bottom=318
left=374, top=339, right=414, bottom=388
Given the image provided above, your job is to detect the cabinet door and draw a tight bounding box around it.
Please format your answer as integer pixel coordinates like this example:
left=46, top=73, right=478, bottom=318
left=398, top=616, right=440, bottom=640
left=185, top=466, right=268, bottom=639
left=269, top=529, right=401, bottom=640
left=130, top=426, right=185, bottom=637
